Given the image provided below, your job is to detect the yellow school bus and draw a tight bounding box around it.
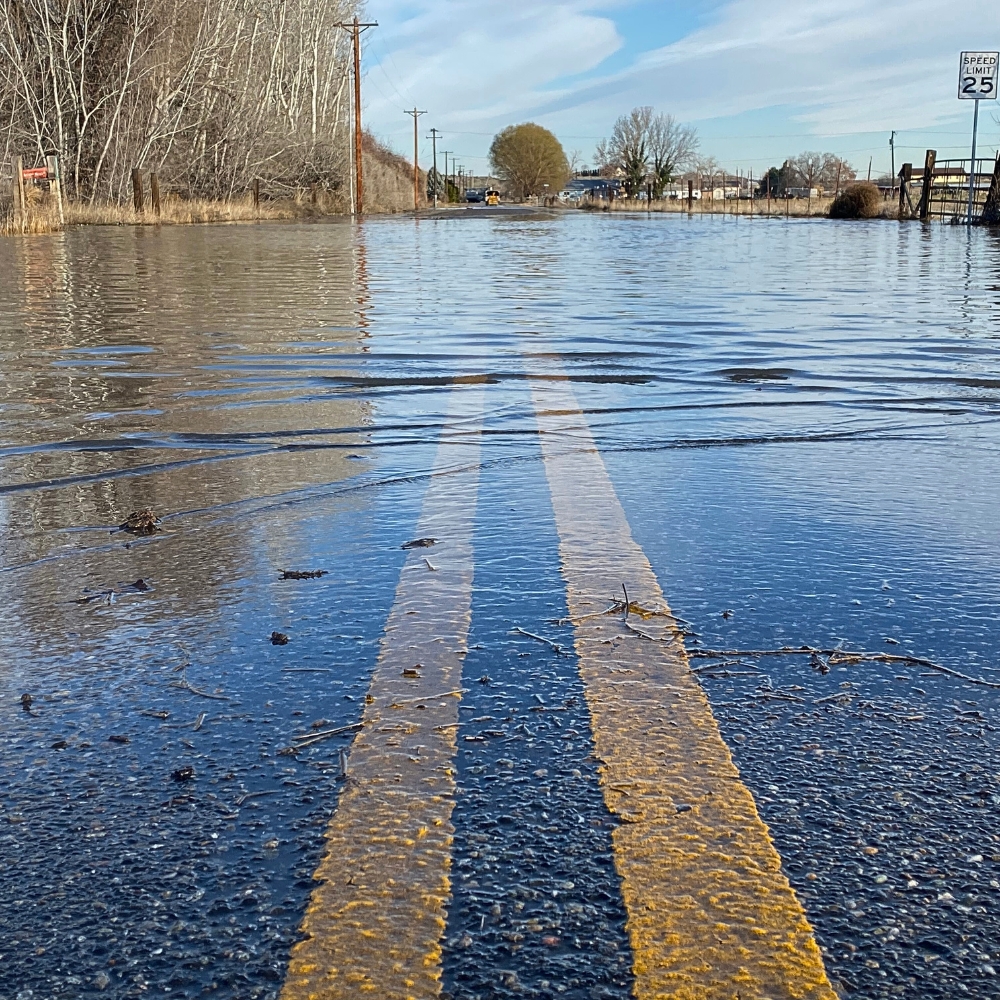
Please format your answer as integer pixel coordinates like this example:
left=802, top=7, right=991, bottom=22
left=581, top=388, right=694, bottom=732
left=485, top=188, right=500, bottom=206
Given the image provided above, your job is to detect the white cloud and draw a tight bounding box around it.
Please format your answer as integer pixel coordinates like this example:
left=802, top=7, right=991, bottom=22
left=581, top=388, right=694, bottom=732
left=365, top=0, right=1000, bottom=166
left=365, top=1, right=621, bottom=157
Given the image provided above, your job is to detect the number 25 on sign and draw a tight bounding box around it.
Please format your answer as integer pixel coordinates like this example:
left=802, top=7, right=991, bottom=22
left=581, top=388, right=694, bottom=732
left=959, top=51, right=998, bottom=99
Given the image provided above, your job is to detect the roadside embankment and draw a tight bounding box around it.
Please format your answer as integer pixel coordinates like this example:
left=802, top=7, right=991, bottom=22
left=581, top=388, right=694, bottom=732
left=578, top=194, right=900, bottom=219
left=1, top=134, right=422, bottom=236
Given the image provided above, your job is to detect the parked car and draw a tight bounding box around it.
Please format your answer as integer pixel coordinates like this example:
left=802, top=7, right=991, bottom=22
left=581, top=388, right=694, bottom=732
left=465, top=188, right=484, bottom=203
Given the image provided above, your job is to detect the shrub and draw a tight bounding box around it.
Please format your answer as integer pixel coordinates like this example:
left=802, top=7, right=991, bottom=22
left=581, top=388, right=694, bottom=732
left=829, top=182, right=883, bottom=219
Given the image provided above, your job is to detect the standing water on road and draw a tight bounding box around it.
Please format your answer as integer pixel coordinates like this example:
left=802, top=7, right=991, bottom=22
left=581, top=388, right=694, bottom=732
left=2, top=213, right=1000, bottom=1000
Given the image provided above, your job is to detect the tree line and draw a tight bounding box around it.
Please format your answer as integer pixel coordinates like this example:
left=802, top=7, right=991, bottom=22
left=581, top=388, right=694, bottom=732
left=0, top=0, right=358, bottom=204
left=486, top=107, right=860, bottom=204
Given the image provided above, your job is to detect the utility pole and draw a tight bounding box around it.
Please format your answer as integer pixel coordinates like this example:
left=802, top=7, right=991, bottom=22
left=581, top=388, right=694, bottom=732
left=427, top=128, right=441, bottom=208
left=441, top=151, right=451, bottom=202
left=405, top=108, right=426, bottom=210
left=336, top=16, right=377, bottom=215
left=889, top=131, right=896, bottom=188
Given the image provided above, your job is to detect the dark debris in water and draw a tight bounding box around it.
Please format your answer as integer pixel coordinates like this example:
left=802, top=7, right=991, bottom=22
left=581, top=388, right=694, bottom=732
left=401, top=536, right=437, bottom=549
left=718, top=366, right=794, bottom=383
left=279, top=570, right=327, bottom=580
left=270, top=631, right=290, bottom=646
left=117, top=508, right=162, bottom=535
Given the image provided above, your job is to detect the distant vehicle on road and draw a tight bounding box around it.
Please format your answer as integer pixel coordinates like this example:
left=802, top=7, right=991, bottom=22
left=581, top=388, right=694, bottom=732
left=465, top=188, right=484, bottom=203
left=485, top=189, right=500, bottom=206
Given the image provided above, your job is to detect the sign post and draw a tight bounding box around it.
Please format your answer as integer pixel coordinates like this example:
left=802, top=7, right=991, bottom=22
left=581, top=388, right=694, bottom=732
left=959, top=51, right=999, bottom=225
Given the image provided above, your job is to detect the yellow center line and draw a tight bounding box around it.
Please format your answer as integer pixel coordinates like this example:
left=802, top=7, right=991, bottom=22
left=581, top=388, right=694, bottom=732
left=531, top=379, right=836, bottom=1000
left=280, top=386, right=483, bottom=1000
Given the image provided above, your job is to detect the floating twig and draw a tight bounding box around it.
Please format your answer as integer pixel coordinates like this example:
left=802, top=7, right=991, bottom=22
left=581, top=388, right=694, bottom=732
left=813, top=691, right=854, bottom=705
left=688, top=646, right=1000, bottom=690
left=690, top=659, right=751, bottom=673
left=235, top=790, right=277, bottom=806
left=512, top=627, right=570, bottom=656
left=170, top=678, right=230, bottom=701
left=281, top=667, right=334, bottom=673
left=193, top=712, right=206, bottom=731
left=292, top=721, right=363, bottom=744
left=424, top=557, right=438, bottom=571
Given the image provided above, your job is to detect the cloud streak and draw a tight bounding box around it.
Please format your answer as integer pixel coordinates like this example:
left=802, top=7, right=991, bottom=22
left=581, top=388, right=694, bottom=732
left=365, top=0, right=1000, bottom=167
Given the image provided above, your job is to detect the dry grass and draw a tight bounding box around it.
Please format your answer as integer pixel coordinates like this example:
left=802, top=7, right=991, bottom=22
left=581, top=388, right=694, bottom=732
left=66, top=193, right=315, bottom=226
left=582, top=195, right=838, bottom=217
left=361, top=136, right=426, bottom=213
left=0, top=190, right=346, bottom=235
left=579, top=191, right=901, bottom=220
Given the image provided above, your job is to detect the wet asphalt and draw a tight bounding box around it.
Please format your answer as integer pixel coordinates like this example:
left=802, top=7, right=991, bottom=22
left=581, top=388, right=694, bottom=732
left=3, top=215, right=1000, bottom=999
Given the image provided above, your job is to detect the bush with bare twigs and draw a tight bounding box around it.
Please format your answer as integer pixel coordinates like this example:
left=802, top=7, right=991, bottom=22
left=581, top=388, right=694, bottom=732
left=829, top=182, right=883, bottom=219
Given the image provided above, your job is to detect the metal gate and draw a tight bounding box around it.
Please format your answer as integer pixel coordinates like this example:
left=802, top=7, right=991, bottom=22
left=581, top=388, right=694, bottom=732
left=924, top=155, right=1000, bottom=223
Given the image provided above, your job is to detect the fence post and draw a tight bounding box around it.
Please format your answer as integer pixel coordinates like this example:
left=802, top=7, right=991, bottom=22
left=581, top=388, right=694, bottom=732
left=252, top=178, right=260, bottom=215
left=11, top=157, right=23, bottom=231
left=687, top=179, right=692, bottom=211
left=918, top=149, right=936, bottom=221
left=14, top=156, right=27, bottom=232
left=132, top=168, right=144, bottom=214
left=150, top=173, right=160, bottom=217
left=982, top=154, right=1000, bottom=225
left=898, top=164, right=912, bottom=219
left=46, top=154, right=64, bottom=226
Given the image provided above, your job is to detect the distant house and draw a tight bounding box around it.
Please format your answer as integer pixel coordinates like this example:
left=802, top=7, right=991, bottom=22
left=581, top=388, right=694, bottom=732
left=785, top=186, right=820, bottom=199
left=559, top=177, right=623, bottom=201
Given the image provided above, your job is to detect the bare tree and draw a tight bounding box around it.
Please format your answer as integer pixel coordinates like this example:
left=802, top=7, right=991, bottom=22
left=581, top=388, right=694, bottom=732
left=790, top=152, right=825, bottom=194
left=0, top=0, right=358, bottom=204
left=647, top=113, right=698, bottom=199
left=606, top=106, right=652, bottom=197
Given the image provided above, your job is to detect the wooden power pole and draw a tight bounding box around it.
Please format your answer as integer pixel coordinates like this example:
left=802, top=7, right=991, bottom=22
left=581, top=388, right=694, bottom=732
left=336, top=16, right=377, bottom=214
left=427, top=128, right=441, bottom=208
left=406, top=108, right=426, bottom=210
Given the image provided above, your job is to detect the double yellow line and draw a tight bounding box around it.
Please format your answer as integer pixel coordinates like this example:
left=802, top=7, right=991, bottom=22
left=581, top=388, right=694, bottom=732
left=282, top=381, right=835, bottom=1000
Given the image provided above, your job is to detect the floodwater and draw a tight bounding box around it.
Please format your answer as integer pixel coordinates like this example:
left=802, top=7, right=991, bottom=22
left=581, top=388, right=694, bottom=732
left=2, top=211, right=1000, bottom=1000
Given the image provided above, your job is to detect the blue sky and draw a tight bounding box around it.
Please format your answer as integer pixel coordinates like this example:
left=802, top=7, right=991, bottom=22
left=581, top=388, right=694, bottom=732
left=363, top=0, right=1000, bottom=179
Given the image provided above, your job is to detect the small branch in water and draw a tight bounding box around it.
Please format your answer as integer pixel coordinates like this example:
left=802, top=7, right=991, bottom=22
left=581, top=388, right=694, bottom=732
left=512, top=627, right=570, bottom=656
left=280, top=721, right=364, bottom=754
left=281, top=667, right=333, bottom=673
left=688, top=646, right=1000, bottom=690
left=622, top=584, right=630, bottom=621
left=170, top=677, right=230, bottom=700
left=690, top=659, right=752, bottom=673
left=235, top=790, right=277, bottom=806
left=424, top=557, right=438, bottom=571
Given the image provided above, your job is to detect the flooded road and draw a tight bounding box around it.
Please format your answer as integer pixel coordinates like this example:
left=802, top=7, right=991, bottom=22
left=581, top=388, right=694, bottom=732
left=2, top=212, right=1000, bottom=1000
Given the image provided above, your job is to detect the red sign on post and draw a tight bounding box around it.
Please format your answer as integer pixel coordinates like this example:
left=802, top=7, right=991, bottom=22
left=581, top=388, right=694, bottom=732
left=22, top=166, right=49, bottom=180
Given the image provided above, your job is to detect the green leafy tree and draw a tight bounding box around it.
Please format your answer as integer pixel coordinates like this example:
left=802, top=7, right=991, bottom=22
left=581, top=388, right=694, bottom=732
left=759, top=161, right=794, bottom=196
left=489, top=123, right=569, bottom=200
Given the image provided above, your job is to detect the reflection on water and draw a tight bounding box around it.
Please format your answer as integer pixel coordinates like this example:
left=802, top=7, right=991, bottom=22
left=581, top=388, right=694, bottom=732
left=3, top=213, right=1000, bottom=998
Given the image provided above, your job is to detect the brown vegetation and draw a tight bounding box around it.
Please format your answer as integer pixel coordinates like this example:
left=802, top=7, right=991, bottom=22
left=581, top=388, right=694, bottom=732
left=829, top=182, right=884, bottom=219
left=1, top=0, right=358, bottom=204
left=1, top=130, right=423, bottom=234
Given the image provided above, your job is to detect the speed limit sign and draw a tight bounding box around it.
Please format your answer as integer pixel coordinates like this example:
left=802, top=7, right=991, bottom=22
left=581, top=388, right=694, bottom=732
left=959, top=51, right=998, bottom=99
